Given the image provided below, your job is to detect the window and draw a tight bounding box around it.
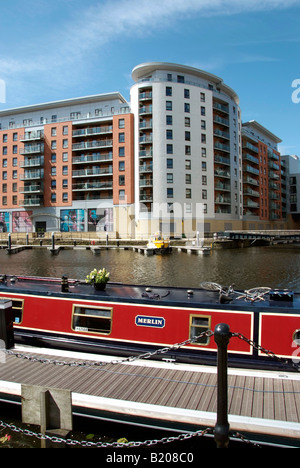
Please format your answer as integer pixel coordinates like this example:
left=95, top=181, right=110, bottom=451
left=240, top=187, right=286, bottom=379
left=63, top=126, right=68, bottom=135
left=119, top=147, right=125, bottom=157
left=51, top=153, right=56, bottom=163
left=166, top=159, right=173, bottom=169
left=119, top=161, right=125, bottom=171
left=167, top=187, right=173, bottom=198
left=119, top=175, right=125, bottom=186
left=118, top=119, right=125, bottom=129
left=119, top=133, right=125, bottom=143
left=189, top=315, right=211, bottom=345
left=184, top=89, right=190, bottom=99
left=167, top=173, right=173, bottom=183
left=184, top=103, right=190, bottom=113
left=72, top=305, right=112, bottom=335
left=185, top=117, right=190, bottom=127
left=166, top=144, right=173, bottom=154
left=201, top=106, right=206, bottom=116
left=185, top=160, right=191, bottom=170
left=200, top=92, right=205, bottom=102
left=185, top=131, right=190, bottom=141
left=51, top=128, right=57, bottom=136
left=166, top=115, right=173, bottom=125
left=185, top=174, right=191, bottom=184
left=119, top=189, right=125, bottom=200
left=186, top=188, right=192, bottom=198
left=62, top=166, right=68, bottom=175
left=166, top=86, right=172, bottom=96
left=51, top=193, right=56, bottom=202
left=62, top=179, right=68, bottom=189
left=166, top=129, right=173, bottom=140
left=0, top=298, right=24, bottom=324
left=63, top=193, right=68, bottom=202
left=63, top=139, right=68, bottom=149
left=51, top=180, right=56, bottom=189
left=166, top=101, right=172, bottom=111
left=51, top=141, right=57, bottom=150
left=177, top=75, right=184, bottom=83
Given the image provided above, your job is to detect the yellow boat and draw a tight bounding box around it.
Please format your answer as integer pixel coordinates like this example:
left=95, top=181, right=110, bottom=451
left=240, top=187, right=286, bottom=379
left=147, top=232, right=170, bottom=252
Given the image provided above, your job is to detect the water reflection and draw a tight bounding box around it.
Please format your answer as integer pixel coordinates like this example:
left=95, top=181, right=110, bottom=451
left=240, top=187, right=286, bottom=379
left=1, top=245, right=300, bottom=290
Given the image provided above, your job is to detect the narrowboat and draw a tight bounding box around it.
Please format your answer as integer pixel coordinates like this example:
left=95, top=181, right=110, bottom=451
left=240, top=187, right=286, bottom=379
left=0, top=274, right=299, bottom=372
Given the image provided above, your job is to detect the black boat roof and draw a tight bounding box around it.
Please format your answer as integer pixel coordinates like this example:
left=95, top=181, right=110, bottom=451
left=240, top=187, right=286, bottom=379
left=0, top=275, right=299, bottom=312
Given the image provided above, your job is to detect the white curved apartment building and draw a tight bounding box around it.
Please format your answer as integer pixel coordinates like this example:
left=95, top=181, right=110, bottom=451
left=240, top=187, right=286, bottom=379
left=130, top=62, right=243, bottom=237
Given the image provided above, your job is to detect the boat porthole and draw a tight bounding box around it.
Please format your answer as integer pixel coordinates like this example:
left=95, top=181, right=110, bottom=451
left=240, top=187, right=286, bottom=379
left=292, top=329, right=300, bottom=346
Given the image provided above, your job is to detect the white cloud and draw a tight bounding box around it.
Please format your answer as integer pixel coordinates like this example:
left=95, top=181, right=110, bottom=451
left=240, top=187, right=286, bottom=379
left=1, top=0, right=300, bottom=104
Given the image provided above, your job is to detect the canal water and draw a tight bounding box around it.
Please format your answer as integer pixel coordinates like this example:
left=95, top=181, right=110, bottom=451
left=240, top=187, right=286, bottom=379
left=0, top=244, right=300, bottom=290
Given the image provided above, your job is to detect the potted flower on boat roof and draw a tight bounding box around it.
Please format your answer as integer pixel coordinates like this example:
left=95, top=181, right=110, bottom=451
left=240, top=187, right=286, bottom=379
left=85, top=268, right=110, bottom=291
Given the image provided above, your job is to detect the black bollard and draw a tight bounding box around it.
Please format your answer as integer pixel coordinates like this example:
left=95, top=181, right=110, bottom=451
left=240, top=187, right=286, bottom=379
left=214, top=323, right=231, bottom=448
left=61, top=275, right=69, bottom=293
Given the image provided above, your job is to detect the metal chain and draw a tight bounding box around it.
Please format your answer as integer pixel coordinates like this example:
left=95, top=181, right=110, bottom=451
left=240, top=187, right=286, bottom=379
left=0, top=419, right=214, bottom=448
left=5, top=330, right=214, bottom=368
left=231, top=332, right=300, bottom=372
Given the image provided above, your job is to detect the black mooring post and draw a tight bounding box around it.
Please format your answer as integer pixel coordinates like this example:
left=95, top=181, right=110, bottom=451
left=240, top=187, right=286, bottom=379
left=214, top=323, right=231, bottom=448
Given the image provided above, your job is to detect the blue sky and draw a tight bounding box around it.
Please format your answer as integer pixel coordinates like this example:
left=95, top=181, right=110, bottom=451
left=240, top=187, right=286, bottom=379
left=1, top=0, right=300, bottom=156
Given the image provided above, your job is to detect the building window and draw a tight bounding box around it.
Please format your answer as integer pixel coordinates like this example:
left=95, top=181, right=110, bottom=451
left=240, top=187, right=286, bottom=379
left=62, top=179, right=68, bottom=189
left=166, top=115, right=173, bottom=125
left=119, top=161, right=125, bottom=171
left=118, top=119, right=125, bottom=129
left=185, top=131, right=190, bottom=141
left=166, top=101, right=172, bottom=111
left=201, top=106, right=206, bottom=116
left=51, top=180, right=56, bottom=189
left=166, top=86, right=172, bottom=96
left=63, top=139, right=68, bottom=148
left=167, top=173, right=173, bottom=183
left=200, top=92, right=205, bottom=102
left=51, top=141, right=57, bottom=150
left=119, top=147, right=125, bottom=157
left=167, top=159, right=173, bottom=169
left=186, top=188, right=192, bottom=198
left=63, top=126, right=68, bottom=135
left=177, top=75, right=184, bottom=83
left=119, top=190, right=125, bottom=200
left=184, top=103, right=190, bottom=113
left=51, top=193, right=56, bottom=202
left=51, top=153, right=56, bottom=163
left=185, top=174, right=191, bottom=185
left=62, top=166, right=68, bottom=175
left=166, top=144, right=173, bottom=154
left=185, top=160, right=191, bottom=170
left=119, top=175, right=125, bottom=186
left=184, top=89, right=190, bottom=99
left=119, top=133, right=125, bottom=143
left=51, top=128, right=57, bottom=136
left=63, top=193, right=68, bottom=202
left=166, top=129, right=173, bottom=140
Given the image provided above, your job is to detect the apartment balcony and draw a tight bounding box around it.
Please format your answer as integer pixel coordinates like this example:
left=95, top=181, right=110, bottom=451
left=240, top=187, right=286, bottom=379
left=244, top=165, right=259, bottom=176
left=139, top=150, right=153, bottom=159
left=244, top=153, right=259, bottom=165
left=139, top=105, right=152, bottom=115
left=244, top=199, right=259, bottom=208
left=19, top=197, right=44, bottom=207
left=72, top=181, right=113, bottom=191
left=139, top=135, right=153, bottom=144
left=244, top=188, right=260, bottom=197
left=20, top=157, right=44, bottom=168
left=72, top=126, right=113, bottom=137
left=139, top=120, right=153, bottom=130
left=72, top=152, right=113, bottom=165
left=20, top=131, right=44, bottom=142
left=214, top=169, right=230, bottom=178
left=243, top=176, right=259, bottom=186
left=213, top=101, right=229, bottom=114
left=19, top=184, right=43, bottom=194
left=214, top=129, right=230, bottom=140
left=139, top=163, right=153, bottom=173
left=72, top=140, right=113, bottom=151
left=20, top=169, right=43, bottom=181
left=139, top=178, right=153, bottom=187
left=139, top=91, right=152, bottom=101
left=215, top=195, right=231, bottom=204
left=214, top=142, right=230, bottom=153
left=213, top=115, right=229, bottom=127
left=72, top=166, right=113, bottom=178
left=140, top=193, right=153, bottom=202
left=243, top=141, right=258, bottom=154
left=20, top=144, right=44, bottom=155
left=214, top=155, right=230, bottom=166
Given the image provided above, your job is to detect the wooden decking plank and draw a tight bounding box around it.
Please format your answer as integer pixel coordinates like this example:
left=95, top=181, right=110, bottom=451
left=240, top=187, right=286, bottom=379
left=273, top=378, right=286, bottom=422
left=196, top=373, right=217, bottom=412
left=229, top=375, right=245, bottom=416
left=263, top=377, right=274, bottom=420
left=251, top=375, right=264, bottom=419
left=282, top=380, right=298, bottom=423
left=239, top=375, right=255, bottom=417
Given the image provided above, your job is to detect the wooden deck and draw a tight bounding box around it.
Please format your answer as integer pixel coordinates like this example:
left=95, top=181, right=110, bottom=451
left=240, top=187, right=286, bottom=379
left=0, top=345, right=300, bottom=446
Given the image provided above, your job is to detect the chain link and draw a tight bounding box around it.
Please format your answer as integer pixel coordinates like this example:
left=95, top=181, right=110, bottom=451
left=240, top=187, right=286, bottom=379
left=5, top=330, right=214, bottom=368
left=231, top=332, right=300, bottom=372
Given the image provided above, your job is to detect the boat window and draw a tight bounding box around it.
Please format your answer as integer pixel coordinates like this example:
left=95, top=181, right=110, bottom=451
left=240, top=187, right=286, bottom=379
left=189, top=315, right=211, bottom=345
left=72, top=305, right=112, bottom=335
left=1, top=298, right=24, bottom=325
left=293, top=329, right=300, bottom=346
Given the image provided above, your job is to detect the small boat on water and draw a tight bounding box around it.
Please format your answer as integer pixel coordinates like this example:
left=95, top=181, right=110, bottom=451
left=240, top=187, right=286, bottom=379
left=146, top=232, right=171, bottom=253
left=0, top=274, right=299, bottom=372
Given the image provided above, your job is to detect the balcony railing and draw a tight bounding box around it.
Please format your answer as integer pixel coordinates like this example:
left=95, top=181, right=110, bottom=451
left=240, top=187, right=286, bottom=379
left=20, top=144, right=44, bottom=155
left=72, top=140, right=113, bottom=151
left=72, top=167, right=113, bottom=177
